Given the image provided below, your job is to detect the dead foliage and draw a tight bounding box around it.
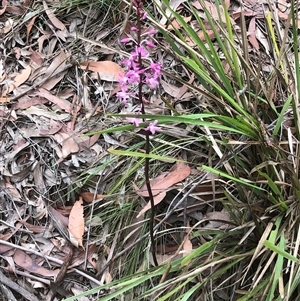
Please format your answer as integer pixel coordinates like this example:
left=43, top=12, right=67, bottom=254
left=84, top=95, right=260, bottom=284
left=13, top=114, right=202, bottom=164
left=0, top=0, right=299, bottom=300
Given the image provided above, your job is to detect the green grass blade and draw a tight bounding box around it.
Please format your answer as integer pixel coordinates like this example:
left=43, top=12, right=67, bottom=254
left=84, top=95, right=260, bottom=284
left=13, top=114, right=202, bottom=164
left=263, top=240, right=299, bottom=263
left=202, top=165, right=264, bottom=191
left=108, top=148, right=183, bottom=162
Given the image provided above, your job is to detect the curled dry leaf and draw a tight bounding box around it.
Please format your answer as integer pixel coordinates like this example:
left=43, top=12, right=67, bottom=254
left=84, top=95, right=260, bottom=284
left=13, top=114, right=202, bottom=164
left=68, top=197, right=84, bottom=248
left=137, top=162, right=191, bottom=197
left=136, top=162, right=191, bottom=217
left=80, top=61, right=124, bottom=82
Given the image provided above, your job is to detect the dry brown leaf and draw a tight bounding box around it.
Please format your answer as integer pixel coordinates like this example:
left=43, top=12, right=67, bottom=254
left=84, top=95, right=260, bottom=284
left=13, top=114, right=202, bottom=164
left=43, top=0, right=66, bottom=30
left=255, top=26, right=270, bottom=55
left=138, top=162, right=190, bottom=197
left=68, top=197, right=84, bottom=248
left=192, top=1, right=227, bottom=23
left=12, top=96, right=48, bottom=109
left=48, top=206, right=69, bottom=227
left=26, top=16, right=37, bottom=43
left=134, top=173, right=167, bottom=197
left=0, top=244, right=14, bottom=255
left=3, top=18, right=13, bottom=33
left=224, top=0, right=230, bottom=9
left=183, top=237, right=193, bottom=255
left=13, top=249, right=59, bottom=278
left=18, top=220, right=46, bottom=233
left=44, top=50, right=69, bottom=78
left=22, top=107, right=70, bottom=121
left=0, top=96, right=10, bottom=103
left=161, top=80, right=184, bottom=98
left=182, top=221, right=193, bottom=256
left=4, top=179, right=21, bottom=199
left=54, top=132, right=79, bottom=158
left=7, top=65, right=31, bottom=93
left=277, top=10, right=300, bottom=29
left=80, top=61, right=123, bottom=82
left=71, top=244, right=96, bottom=268
left=39, top=120, right=63, bottom=135
left=80, top=192, right=105, bottom=203
left=5, top=0, right=24, bottom=15
left=204, top=210, right=234, bottom=229
left=0, top=2, right=7, bottom=15
left=137, top=191, right=166, bottom=218
left=38, top=34, right=51, bottom=53
left=56, top=30, right=68, bottom=42
left=167, top=16, right=192, bottom=30
left=42, top=70, right=67, bottom=91
left=36, top=88, right=74, bottom=113
left=30, top=50, right=44, bottom=66
left=248, top=17, right=259, bottom=50
left=137, top=162, right=190, bottom=217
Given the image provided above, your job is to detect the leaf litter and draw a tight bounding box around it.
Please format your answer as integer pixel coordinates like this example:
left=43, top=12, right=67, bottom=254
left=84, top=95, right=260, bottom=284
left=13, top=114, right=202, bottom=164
left=0, top=0, right=299, bottom=300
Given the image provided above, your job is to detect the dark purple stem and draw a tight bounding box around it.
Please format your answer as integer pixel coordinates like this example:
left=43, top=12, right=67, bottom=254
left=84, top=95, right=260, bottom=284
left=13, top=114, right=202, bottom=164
left=136, top=0, right=158, bottom=266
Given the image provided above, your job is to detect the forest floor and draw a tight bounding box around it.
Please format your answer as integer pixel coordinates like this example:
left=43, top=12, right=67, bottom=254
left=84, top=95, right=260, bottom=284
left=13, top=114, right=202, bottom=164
left=0, top=0, right=299, bottom=301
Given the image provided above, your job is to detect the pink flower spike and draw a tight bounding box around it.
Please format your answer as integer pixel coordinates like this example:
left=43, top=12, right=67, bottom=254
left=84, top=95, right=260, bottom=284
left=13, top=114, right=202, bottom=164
left=126, top=117, right=143, bottom=127
left=131, top=26, right=137, bottom=32
left=120, top=37, right=131, bottom=44
left=145, top=120, right=161, bottom=135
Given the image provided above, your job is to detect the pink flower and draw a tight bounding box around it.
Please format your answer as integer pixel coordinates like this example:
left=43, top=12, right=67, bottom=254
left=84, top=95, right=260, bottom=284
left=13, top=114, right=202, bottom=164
left=146, top=40, right=155, bottom=48
left=146, top=76, right=159, bottom=89
left=126, top=117, right=143, bottom=126
left=145, top=120, right=161, bottom=135
left=141, top=11, right=148, bottom=19
left=120, top=37, right=131, bottom=43
left=118, top=72, right=129, bottom=86
left=147, top=28, right=157, bottom=35
left=133, top=0, right=143, bottom=9
left=135, top=46, right=148, bottom=58
left=127, top=69, right=142, bottom=84
left=116, top=90, right=130, bottom=104
left=149, top=62, right=162, bottom=76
